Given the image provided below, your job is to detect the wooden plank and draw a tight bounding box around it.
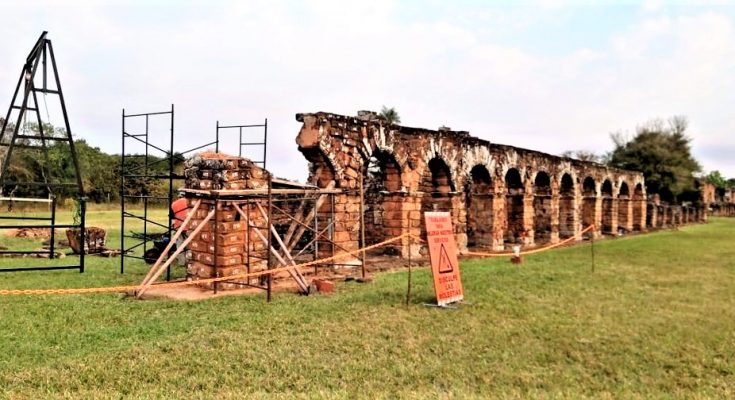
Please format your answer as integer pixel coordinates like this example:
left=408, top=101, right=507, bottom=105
left=139, top=199, right=201, bottom=287
left=271, top=177, right=319, bottom=189
left=179, top=187, right=342, bottom=196
left=255, top=203, right=309, bottom=289
left=233, top=204, right=309, bottom=293
left=284, top=181, right=336, bottom=250
left=136, top=208, right=213, bottom=298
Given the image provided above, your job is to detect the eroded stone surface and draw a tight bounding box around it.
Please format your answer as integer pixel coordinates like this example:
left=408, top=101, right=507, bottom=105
left=296, top=111, right=710, bottom=256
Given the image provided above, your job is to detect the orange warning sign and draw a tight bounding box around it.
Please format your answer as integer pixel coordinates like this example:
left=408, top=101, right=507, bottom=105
left=424, top=211, right=464, bottom=306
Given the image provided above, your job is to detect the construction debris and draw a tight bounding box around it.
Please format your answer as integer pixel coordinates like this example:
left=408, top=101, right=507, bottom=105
left=66, top=227, right=107, bottom=254
left=6, top=228, right=54, bottom=238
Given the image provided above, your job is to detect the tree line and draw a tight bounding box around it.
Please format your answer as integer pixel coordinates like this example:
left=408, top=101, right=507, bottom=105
left=0, top=120, right=183, bottom=203
left=2, top=115, right=731, bottom=205
left=563, top=115, right=732, bottom=204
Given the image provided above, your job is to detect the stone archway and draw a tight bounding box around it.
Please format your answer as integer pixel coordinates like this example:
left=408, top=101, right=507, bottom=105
left=633, top=183, right=644, bottom=231
left=559, top=173, right=576, bottom=238
left=601, top=179, right=614, bottom=234
left=533, top=171, right=552, bottom=243
left=582, top=176, right=596, bottom=229
left=363, top=150, right=402, bottom=246
left=617, top=181, right=630, bottom=233
left=505, top=168, right=525, bottom=244
left=420, top=157, right=455, bottom=212
left=466, top=165, right=493, bottom=248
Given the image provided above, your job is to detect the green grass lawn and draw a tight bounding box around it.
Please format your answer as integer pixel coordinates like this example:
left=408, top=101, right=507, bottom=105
left=0, top=212, right=733, bottom=398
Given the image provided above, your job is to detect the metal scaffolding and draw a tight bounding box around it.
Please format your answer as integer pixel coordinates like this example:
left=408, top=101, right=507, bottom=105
left=119, top=106, right=270, bottom=279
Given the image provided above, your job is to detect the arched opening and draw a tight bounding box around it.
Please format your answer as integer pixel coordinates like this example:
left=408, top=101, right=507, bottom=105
left=658, top=204, right=666, bottom=227
left=302, top=149, right=339, bottom=257
left=559, top=173, right=575, bottom=238
left=363, top=150, right=402, bottom=247
left=420, top=157, right=456, bottom=243
left=582, top=177, right=596, bottom=229
left=505, top=168, right=525, bottom=244
left=421, top=158, right=455, bottom=193
left=304, top=149, right=338, bottom=189
left=617, top=181, right=630, bottom=233
left=466, top=165, right=493, bottom=248
left=633, top=183, right=644, bottom=231
left=601, top=179, right=614, bottom=234
left=533, top=171, right=552, bottom=243
left=676, top=206, right=683, bottom=224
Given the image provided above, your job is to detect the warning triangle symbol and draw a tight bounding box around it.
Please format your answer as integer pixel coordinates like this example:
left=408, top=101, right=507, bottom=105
left=438, top=243, right=454, bottom=274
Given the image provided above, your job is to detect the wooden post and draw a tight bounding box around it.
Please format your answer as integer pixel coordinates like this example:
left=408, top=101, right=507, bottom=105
left=359, top=167, right=367, bottom=279
left=406, top=234, right=412, bottom=306
left=139, top=199, right=201, bottom=286
left=136, top=208, right=214, bottom=298
left=233, top=204, right=310, bottom=293
left=591, top=226, right=595, bottom=273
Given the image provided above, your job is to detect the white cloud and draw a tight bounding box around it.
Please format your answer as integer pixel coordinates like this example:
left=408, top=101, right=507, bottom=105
left=1, top=1, right=735, bottom=180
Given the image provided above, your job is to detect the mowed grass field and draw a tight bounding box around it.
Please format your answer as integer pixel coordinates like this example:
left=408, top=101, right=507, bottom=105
left=0, top=209, right=733, bottom=398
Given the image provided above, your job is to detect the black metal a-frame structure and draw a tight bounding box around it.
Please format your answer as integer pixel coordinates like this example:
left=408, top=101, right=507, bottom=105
left=0, top=31, right=86, bottom=272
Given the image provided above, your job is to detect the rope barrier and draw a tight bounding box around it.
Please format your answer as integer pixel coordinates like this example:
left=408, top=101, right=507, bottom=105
left=0, top=225, right=596, bottom=296
left=465, top=225, right=596, bottom=257
left=0, top=233, right=411, bottom=296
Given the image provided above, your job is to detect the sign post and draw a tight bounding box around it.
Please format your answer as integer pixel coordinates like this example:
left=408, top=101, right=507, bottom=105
left=424, top=212, right=464, bottom=306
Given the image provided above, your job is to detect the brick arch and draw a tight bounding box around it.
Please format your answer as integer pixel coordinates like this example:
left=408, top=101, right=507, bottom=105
left=302, top=147, right=339, bottom=189
left=364, top=150, right=403, bottom=192
left=581, top=176, right=597, bottom=229
left=532, top=170, right=552, bottom=243
left=601, top=178, right=615, bottom=234
left=362, top=150, right=404, bottom=247
left=617, top=180, right=631, bottom=232
left=633, top=182, right=645, bottom=231
left=466, top=164, right=494, bottom=248
left=421, top=156, right=456, bottom=194
left=556, top=169, right=578, bottom=189
left=504, top=167, right=526, bottom=243
left=558, top=172, right=577, bottom=238
left=296, top=111, right=656, bottom=257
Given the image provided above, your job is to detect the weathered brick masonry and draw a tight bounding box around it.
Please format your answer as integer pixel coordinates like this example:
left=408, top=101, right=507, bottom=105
left=296, top=111, right=708, bottom=257
left=183, top=153, right=270, bottom=290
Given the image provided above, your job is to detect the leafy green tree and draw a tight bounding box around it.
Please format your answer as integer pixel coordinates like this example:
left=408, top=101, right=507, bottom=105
left=704, top=170, right=728, bottom=189
left=380, top=106, right=401, bottom=125
left=608, top=116, right=701, bottom=202
left=0, top=121, right=175, bottom=203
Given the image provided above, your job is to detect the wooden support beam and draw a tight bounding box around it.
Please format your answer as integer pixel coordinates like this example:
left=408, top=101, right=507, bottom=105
left=136, top=208, right=213, bottom=298
left=284, top=182, right=335, bottom=251
left=233, top=204, right=309, bottom=293
left=139, top=199, right=201, bottom=287
left=179, top=187, right=341, bottom=197
left=255, top=202, right=309, bottom=289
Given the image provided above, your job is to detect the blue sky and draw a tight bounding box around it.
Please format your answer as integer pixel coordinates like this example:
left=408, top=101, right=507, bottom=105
left=2, top=0, right=735, bottom=180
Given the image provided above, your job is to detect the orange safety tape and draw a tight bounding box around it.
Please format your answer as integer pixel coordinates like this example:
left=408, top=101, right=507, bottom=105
left=465, top=225, right=596, bottom=257
left=0, top=225, right=595, bottom=296
left=0, top=233, right=412, bottom=296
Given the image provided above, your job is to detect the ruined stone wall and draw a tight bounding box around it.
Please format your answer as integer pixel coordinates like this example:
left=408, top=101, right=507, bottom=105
left=183, top=153, right=270, bottom=290
left=296, top=111, right=679, bottom=257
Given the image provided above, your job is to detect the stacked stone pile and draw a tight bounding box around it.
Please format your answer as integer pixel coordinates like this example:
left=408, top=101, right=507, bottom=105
left=184, top=151, right=267, bottom=191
